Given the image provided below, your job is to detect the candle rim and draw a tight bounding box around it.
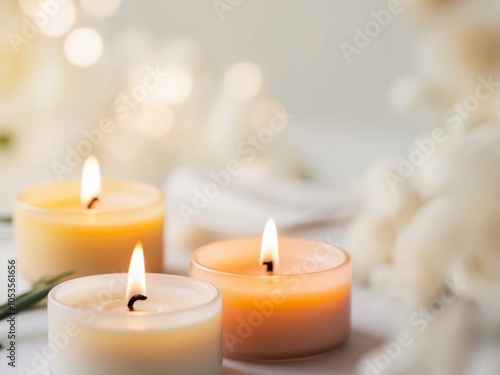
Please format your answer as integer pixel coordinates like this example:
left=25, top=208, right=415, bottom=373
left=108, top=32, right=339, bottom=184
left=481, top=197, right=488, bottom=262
left=16, top=178, right=164, bottom=216
left=191, top=237, right=351, bottom=279
left=49, top=273, right=221, bottom=321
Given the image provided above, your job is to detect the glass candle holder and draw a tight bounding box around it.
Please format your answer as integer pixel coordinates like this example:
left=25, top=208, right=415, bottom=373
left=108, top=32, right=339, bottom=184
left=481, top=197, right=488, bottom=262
left=190, top=237, right=351, bottom=360
left=48, top=274, right=222, bottom=375
left=15, top=179, right=164, bottom=281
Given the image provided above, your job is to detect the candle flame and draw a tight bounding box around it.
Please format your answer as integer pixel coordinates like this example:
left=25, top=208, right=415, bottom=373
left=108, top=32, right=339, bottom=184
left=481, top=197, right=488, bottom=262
left=260, top=218, right=279, bottom=267
left=81, top=155, right=101, bottom=208
left=126, top=242, right=147, bottom=301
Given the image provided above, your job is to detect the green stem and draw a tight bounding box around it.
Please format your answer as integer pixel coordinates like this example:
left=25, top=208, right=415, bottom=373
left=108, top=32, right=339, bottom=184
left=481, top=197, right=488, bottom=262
left=0, top=271, right=74, bottom=321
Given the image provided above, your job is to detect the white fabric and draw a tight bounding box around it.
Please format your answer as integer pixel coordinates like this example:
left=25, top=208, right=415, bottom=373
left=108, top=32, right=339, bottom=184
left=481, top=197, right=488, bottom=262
left=165, top=166, right=358, bottom=266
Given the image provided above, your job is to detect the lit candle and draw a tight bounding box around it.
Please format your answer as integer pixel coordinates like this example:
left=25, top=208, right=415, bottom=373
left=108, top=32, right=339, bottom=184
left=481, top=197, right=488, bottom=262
left=15, top=156, right=164, bottom=281
left=48, top=243, right=222, bottom=375
left=190, top=218, right=351, bottom=360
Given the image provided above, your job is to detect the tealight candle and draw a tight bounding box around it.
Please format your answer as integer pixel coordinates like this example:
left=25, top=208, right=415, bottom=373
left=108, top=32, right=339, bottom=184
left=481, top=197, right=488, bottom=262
left=15, top=156, right=164, bottom=281
left=190, top=218, right=351, bottom=360
left=48, top=243, right=222, bottom=375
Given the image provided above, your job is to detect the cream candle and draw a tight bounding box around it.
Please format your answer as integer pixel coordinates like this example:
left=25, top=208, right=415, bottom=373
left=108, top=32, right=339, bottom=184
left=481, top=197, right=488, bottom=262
left=48, top=243, right=222, bottom=375
left=15, top=156, right=164, bottom=281
left=190, top=218, right=351, bottom=360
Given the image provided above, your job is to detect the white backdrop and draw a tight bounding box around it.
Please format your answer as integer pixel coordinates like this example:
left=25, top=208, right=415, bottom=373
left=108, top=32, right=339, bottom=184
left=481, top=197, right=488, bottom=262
left=107, top=1, right=418, bottom=126
left=0, top=0, right=422, bottom=211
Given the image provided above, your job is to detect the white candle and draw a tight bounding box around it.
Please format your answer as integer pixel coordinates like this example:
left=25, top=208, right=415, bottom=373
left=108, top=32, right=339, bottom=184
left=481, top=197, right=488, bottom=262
left=48, top=244, right=222, bottom=375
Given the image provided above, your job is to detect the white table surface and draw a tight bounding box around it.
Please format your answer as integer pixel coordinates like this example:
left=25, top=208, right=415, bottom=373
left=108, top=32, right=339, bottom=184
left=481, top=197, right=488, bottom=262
left=0, top=220, right=400, bottom=375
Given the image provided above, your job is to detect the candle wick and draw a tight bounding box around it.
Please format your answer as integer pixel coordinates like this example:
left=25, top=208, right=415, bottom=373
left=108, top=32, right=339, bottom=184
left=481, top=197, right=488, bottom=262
left=127, top=294, right=147, bottom=311
left=87, top=197, right=99, bottom=209
left=263, top=261, right=273, bottom=274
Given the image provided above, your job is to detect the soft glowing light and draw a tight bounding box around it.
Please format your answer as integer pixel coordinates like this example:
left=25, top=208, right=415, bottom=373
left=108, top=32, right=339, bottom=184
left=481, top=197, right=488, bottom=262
left=19, top=0, right=42, bottom=17
left=135, top=103, right=174, bottom=139
left=126, top=242, right=146, bottom=301
left=150, top=64, right=193, bottom=105
left=79, top=0, right=121, bottom=18
left=224, top=62, right=263, bottom=99
left=80, top=155, right=101, bottom=208
left=39, top=1, right=76, bottom=37
left=260, top=218, right=279, bottom=267
left=19, top=0, right=76, bottom=36
left=64, top=28, right=103, bottom=67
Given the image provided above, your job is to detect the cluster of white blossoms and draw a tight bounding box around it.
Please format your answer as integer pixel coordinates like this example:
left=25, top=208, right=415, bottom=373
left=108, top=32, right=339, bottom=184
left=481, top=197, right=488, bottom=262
left=349, top=125, right=500, bottom=375
left=389, top=3, right=500, bottom=130
left=347, top=1, right=500, bottom=374
left=348, top=124, right=500, bottom=303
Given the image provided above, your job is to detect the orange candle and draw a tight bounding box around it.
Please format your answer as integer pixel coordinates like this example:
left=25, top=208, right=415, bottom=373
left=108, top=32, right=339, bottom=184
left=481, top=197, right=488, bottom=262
left=190, top=218, right=351, bottom=360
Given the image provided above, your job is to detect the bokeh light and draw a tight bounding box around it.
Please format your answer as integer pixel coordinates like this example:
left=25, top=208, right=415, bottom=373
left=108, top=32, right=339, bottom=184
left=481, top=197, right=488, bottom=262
left=18, top=0, right=42, bottom=17
left=224, top=62, right=263, bottom=99
left=79, top=0, right=121, bottom=19
left=19, top=0, right=76, bottom=37
left=148, top=64, right=193, bottom=105
left=64, top=28, right=103, bottom=67
left=135, top=103, right=175, bottom=139
left=40, top=1, right=76, bottom=37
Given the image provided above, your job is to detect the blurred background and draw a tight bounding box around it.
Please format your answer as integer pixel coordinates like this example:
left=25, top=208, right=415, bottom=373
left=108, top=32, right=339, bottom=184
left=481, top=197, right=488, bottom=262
left=0, top=0, right=421, bottom=212
left=3, top=1, right=500, bottom=374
